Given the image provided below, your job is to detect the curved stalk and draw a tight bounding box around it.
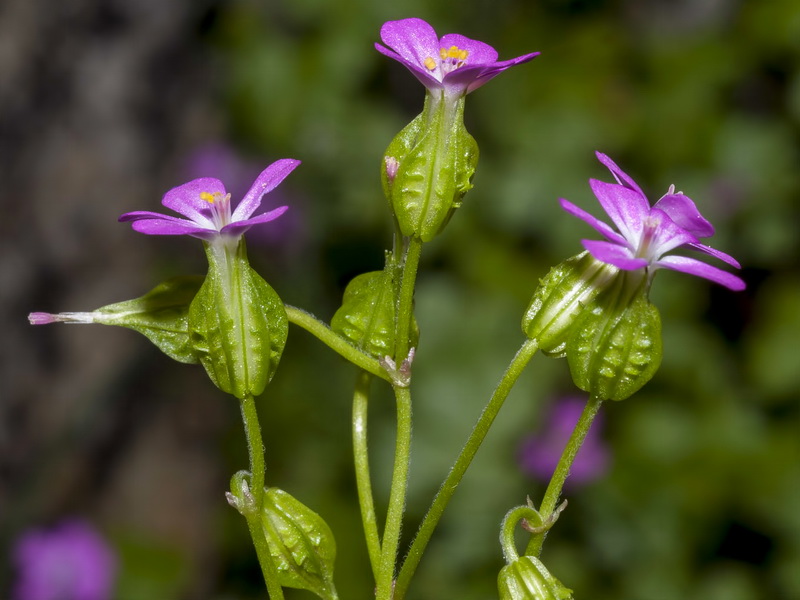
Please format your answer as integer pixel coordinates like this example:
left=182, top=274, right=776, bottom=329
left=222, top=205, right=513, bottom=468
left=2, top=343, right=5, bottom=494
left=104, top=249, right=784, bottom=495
left=394, top=338, right=539, bottom=599
left=352, top=371, right=382, bottom=580
left=524, top=393, right=603, bottom=557
left=284, top=304, right=391, bottom=383
left=240, top=395, right=285, bottom=599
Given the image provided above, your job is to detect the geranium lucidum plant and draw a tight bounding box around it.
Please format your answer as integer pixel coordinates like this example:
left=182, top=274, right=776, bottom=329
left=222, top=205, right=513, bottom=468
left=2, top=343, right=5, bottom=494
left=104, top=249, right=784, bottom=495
left=28, top=17, right=744, bottom=600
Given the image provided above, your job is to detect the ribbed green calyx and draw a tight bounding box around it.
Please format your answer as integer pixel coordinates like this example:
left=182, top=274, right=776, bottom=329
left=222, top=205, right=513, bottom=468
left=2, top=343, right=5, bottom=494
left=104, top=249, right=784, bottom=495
left=566, top=270, right=662, bottom=401
left=188, top=238, right=287, bottom=399
left=331, top=262, right=419, bottom=359
left=261, top=487, right=339, bottom=600
left=498, top=556, right=574, bottom=600
left=382, top=91, right=478, bottom=242
left=522, top=252, right=618, bottom=356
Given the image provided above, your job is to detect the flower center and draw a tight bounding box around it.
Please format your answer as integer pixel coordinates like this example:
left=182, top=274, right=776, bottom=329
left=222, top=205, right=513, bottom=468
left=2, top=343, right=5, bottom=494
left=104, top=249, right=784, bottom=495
left=636, top=214, right=662, bottom=262
left=200, top=191, right=232, bottom=230
left=423, top=45, right=470, bottom=75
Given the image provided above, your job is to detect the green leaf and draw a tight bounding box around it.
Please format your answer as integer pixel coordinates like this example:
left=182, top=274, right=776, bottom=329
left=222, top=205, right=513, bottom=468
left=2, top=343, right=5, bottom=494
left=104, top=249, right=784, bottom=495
left=331, top=268, right=419, bottom=359
left=74, top=276, right=204, bottom=363
left=189, top=240, right=287, bottom=399
left=566, top=274, right=662, bottom=401
left=262, top=487, right=338, bottom=600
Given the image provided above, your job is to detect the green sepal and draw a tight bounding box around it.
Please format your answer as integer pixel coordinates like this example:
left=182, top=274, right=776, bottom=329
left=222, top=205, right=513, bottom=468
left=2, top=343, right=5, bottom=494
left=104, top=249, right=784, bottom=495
left=498, top=556, right=574, bottom=600
left=522, top=252, right=618, bottom=356
left=566, top=272, right=662, bottom=401
left=189, top=239, right=287, bottom=399
left=382, top=92, right=479, bottom=242
left=38, top=276, right=204, bottom=363
left=330, top=265, right=419, bottom=359
left=261, top=487, right=339, bottom=600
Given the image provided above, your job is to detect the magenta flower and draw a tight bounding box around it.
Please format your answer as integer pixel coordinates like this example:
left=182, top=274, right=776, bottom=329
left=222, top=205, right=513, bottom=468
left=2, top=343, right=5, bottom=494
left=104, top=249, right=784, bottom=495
left=12, top=519, right=117, bottom=600
left=519, top=397, right=609, bottom=487
left=119, top=159, right=300, bottom=240
left=560, top=152, right=745, bottom=291
left=375, top=18, right=539, bottom=97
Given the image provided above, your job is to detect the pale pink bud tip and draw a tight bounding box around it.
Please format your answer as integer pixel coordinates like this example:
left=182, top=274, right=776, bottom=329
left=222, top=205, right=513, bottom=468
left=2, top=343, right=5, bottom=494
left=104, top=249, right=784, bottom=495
left=28, top=312, right=58, bottom=325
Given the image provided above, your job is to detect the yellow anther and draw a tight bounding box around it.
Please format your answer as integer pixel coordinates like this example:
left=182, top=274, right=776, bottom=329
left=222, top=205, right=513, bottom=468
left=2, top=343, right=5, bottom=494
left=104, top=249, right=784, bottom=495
left=199, top=191, right=217, bottom=203
left=439, top=46, right=469, bottom=63
left=423, top=56, right=437, bottom=71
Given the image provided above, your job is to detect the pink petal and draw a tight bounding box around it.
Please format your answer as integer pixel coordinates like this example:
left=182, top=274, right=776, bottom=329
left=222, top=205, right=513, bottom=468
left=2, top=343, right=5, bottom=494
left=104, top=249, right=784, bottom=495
left=653, top=193, right=715, bottom=238
left=129, top=217, right=214, bottom=238
left=648, top=208, right=698, bottom=258
left=656, top=255, right=746, bottom=291
left=462, top=52, right=540, bottom=93
left=232, top=159, right=300, bottom=221
left=559, top=198, right=628, bottom=246
left=221, top=206, right=289, bottom=237
left=582, top=239, right=648, bottom=270
left=595, top=152, right=645, bottom=197
left=374, top=43, right=443, bottom=89
left=438, top=33, right=498, bottom=65
left=684, top=242, right=741, bottom=268
left=379, top=18, right=441, bottom=72
left=161, top=177, right=224, bottom=227
left=589, top=179, right=650, bottom=244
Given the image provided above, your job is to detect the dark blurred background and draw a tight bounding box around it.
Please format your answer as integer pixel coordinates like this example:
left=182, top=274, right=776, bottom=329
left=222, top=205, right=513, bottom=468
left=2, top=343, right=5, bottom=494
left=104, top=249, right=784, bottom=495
left=2, top=0, right=798, bottom=598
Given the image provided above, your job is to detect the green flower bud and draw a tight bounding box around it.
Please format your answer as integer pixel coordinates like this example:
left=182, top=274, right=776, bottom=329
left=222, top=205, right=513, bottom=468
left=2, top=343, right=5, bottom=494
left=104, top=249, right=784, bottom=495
left=566, top=271, right=662, bottom=401
left=189, top=238, right=287, bottom=399
left=498, top=556, right=574, bottom=600
left=261, top=487, right=339, bottom=600
left=28, top=276, right=204, bottom=364
left=330, top=262, right=419, bottom=359
left=382, top=91, right=479, bottom=242
left=522, top=252, right=618, bottom=356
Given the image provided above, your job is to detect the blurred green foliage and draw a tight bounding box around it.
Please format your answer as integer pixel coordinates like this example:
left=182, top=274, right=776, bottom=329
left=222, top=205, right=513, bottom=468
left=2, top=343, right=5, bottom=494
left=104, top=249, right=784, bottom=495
left=11, top=0, right=799, bottom=599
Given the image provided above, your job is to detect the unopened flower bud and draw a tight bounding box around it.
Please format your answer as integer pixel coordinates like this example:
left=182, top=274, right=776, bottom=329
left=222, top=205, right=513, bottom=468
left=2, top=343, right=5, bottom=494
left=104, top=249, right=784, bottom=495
left=498, top=556, right=574, bottom=600
left=522, top=252, right=618, bottom=355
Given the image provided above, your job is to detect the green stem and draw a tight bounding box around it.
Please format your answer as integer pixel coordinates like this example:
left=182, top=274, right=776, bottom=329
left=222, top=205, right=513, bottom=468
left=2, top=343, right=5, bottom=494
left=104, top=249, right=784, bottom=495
left=240, top=395, right=285, bottom=600
left=352, top=371, right=382, bottom=580
left=524, top=393, right=604, bottom=558
left=394, top=338, right=539, bottom=600
left=376, top=385, right=413, bottom=600
left=284, top=305, right=391, bottom=383
left=394, top=237, right=423, bottom=362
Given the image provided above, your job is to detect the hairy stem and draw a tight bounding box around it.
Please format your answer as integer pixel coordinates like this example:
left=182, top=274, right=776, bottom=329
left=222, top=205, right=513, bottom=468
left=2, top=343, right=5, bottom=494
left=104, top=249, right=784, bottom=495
left=240, top=395, right=285, bottom=599
left=394, top=338, right=539, bottom=599
left=352, top=371, right=382, bottom=580
left=284, top=305, right=391, bottom=383
left=524, top=393, right=603, bottom=557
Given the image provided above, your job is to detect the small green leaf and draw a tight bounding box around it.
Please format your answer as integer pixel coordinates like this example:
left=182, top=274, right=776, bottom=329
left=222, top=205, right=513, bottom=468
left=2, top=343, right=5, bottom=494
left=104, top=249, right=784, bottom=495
left=331, top=267, right=419, bottom=359
left=566, top=274, right=662, bottom=401
left=262, top=487, right=338, bottom=600
left=74, top=276, right=203, bottom=363
left=498, top=556, right=574, bottom=600
left=189, top=240, right=287, bottom=399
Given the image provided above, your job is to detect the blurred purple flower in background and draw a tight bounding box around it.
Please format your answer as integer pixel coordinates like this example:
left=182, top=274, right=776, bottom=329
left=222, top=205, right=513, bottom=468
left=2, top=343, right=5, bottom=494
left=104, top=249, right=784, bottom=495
left=519, top=397, right=609, bottom=487
left=12, top=518, right=117, bottom=600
